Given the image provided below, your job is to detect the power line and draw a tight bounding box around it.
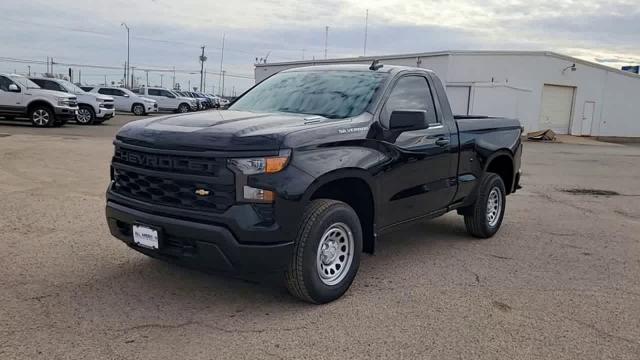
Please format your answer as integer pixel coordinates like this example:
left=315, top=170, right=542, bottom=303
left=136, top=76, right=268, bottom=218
left=0, top=56, right=254, bottom=79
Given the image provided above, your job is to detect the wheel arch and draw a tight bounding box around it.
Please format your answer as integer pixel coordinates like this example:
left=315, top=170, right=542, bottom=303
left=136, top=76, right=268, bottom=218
left=130, top=102, right=144, bottom=113
left=303, top=168, right=377, bottom=254
left=26, top=100, right=54, bottom=114
left=484, top=150, right=515, bottom=194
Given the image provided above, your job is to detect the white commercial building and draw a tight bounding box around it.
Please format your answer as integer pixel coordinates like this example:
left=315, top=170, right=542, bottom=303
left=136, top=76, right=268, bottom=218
left=254, top=51, right=640, bottom=138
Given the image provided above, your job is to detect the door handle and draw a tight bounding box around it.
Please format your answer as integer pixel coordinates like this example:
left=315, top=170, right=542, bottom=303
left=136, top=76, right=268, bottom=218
left=435, top=138, right=450, bottom=147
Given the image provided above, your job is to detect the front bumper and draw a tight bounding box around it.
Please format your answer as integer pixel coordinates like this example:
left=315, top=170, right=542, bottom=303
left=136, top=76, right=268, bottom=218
left=105, top=196, right=294, bottom=274
left=146, top=103, right=158, bottom=113
left=96, top=107, right=115, bottom=119
left=54, top=106, right=78, bottom=120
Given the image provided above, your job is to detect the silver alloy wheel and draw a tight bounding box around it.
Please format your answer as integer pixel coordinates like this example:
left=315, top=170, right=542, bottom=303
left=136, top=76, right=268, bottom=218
left=32, top=109, right=50, bottom=126
left=77, top=108, right=92, bottom=123
left=316, top=222, right=354, bottom=286
left=133, top=105, right=144, bottom=115
left=486, top=187, right=502, bottom=227
left=179, top=104, right=189, bottom=113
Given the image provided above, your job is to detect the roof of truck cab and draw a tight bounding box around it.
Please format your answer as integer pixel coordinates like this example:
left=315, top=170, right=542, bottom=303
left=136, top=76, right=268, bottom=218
left=281, top=64, right=433, bottom=75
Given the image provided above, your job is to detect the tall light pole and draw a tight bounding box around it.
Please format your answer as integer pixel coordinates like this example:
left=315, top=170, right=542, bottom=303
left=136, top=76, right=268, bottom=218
left=218, top=34, right=225, bottom=96
left=364, top=9, right=369, bottom=56
left=160, top=74, right=164, bottom=87
left=324, top=26, right=329, bottom=59
left=121, top=22, right=130, bottom=88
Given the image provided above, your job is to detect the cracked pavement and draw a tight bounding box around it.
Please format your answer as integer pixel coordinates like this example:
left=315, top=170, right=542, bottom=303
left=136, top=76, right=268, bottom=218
left=1, top=116, right=639, bottom=359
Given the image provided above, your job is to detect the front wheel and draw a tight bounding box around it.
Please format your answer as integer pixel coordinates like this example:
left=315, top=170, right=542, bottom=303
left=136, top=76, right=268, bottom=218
left=178, top=103, right=190, bottom=113
left=76, top=106, right=95, bottom=125
left=286, top=199, right=362, bottom=304
left=462, top=173, right=506, bottom=238
left=30, top=106, right=54, bottom=127
left=132, top=104, right=145, bottom=116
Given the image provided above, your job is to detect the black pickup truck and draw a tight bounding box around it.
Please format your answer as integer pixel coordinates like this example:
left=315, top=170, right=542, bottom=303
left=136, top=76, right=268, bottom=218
left=106, top=63, right=522, bottom=303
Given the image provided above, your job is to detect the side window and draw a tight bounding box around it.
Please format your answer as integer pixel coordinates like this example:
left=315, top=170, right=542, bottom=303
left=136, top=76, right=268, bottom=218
left=0, top=76, right=13, bottom=91
left=381, top=76, right=438, bottom=128
left=160, top=90, right=174, bottom=97
left=34, top=79, right=65, bottom=92
left=97, top=88, right=111, bottom=95
left=131, top=88, right=141, bottom=94
left=113, top=89, right=126, bottom=97
left=148, top=89, right=162, bottom=96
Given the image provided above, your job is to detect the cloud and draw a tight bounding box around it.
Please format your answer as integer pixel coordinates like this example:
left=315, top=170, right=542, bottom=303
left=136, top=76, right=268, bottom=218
left=0, top=0, right=638, bottom=92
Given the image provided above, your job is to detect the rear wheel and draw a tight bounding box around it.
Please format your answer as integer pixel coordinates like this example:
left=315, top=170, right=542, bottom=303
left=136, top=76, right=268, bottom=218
left=76, top=105, right=95, bottom=125
left=30, top=106, right=54, bottom=127
left=132, top=104, right=145, bottom=116
left=286, top=199, right=362, bottom=304
left=462, top=173, right=506, bottom=238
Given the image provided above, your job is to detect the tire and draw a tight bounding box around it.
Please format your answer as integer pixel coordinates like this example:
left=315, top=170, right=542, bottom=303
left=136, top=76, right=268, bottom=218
left=76, top=105, right=95, bottom=125
left=178, top=103, right=190, bottom=113
left=286, top=199, right=362, bottom=304
left=463, top=173, right=506, bottom=238
left=30, top=106, right=55, bottom=127
left=132, top=104, right=145, bottom=116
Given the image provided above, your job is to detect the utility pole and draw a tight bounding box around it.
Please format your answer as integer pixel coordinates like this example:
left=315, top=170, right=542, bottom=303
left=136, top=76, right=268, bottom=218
left=51, top=58, right=55, bottom=75
left=199, top=45, right=207, bottom=91
left=145, top=70, right=149, bottom=86
left=121, top=23, right=130, bottom=88
left=364, top=9, right=369, bottom=56
left=172, top=66, right=176, bottom=89
left=79, top=69, right=82, bottom=84
left=130, top=67, right=135, bottom=88
left=324, top=26, right=329, bottom=59
left=160, top=74, right=164, bottom=87
left=123, top=62, right=127, bottom=86
left=221, top=70, right=226, bottom=97
left=218, top=34, right=225, bottom=96
left=104, top=75, right=107, bottom=86
left=27, top=65, right=31, bottom=76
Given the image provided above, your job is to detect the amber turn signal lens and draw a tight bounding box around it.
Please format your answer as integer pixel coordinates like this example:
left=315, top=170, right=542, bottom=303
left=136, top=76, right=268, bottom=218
left=265, top=157, right=289, bottom=174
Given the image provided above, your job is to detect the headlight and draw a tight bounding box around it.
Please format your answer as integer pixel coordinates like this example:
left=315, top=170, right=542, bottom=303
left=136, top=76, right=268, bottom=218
left=228, top=151, right=290, bottom=175
left=57, top=97, right=72, bottom=106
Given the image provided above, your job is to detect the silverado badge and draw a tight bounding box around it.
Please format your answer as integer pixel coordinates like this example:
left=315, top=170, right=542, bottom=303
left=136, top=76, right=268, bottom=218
left=195, top=189, right=210, bottom=196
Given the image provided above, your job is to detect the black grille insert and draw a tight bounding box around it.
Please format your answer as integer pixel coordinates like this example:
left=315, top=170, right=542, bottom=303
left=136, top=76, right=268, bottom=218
left=113, top=167, right=235, bottom=212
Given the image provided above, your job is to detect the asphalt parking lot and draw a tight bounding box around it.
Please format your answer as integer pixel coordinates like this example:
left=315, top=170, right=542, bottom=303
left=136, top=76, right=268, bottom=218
left=1, top=114, right=639, bottom=359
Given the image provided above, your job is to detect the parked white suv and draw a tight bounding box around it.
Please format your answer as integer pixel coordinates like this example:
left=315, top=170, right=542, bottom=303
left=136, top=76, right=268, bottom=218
left=132, top=87, right=197, bottom=113
left=86, top=87, right=158, bottom=116
left=30, top=77, right=115, bottom=125
left=0, top=73, right=78, bottom=127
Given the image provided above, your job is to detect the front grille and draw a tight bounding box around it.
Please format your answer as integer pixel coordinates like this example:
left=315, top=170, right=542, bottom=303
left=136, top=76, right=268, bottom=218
left=102, top=103, right=114, bottom=109
left=68, top=100, right=78, bottom=107
left=111, top=145, right=236, bottom=212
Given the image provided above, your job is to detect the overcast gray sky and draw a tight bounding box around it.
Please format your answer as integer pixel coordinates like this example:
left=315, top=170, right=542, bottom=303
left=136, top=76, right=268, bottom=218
left=1, top=0, right=639, bottom=94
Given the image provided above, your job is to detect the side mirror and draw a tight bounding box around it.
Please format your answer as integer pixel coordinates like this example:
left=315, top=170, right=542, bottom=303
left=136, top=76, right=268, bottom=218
left=388, top=110, right=429, bottom=131
left=123, top=94, right=129, bottom=98
left=8, top=84, right=20, bottom=92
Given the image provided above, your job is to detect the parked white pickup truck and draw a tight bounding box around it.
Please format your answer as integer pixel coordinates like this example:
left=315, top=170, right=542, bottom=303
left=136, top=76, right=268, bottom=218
left=87, top=87, right=158, bottom=116
left=132, top=87, right=197, bottom=113
left=30, top=77, right=115, bottom=125
left=0, top=73, right=78, bottom=127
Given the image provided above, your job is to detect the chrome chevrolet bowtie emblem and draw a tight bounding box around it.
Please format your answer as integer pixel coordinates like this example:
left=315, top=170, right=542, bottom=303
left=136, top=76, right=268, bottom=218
left=195, top=189, right=210, bottom=196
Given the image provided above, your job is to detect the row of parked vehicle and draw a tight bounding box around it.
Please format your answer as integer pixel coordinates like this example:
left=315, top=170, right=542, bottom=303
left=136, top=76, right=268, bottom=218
left=0, top=72, right=230, bottom=127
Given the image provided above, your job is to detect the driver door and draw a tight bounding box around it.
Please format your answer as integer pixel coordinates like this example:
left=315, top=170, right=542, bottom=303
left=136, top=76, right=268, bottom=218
left=0, top=76, right=24, bottom=114
left=377, top=74, right=455, bottom=227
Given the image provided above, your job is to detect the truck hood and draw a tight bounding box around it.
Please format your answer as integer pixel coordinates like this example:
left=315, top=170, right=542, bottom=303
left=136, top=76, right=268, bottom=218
left=94, top=93, right=113, bottom=101
left=116, top=110, right=329, bottom=151
left=29, top=89, right=76, bottom=99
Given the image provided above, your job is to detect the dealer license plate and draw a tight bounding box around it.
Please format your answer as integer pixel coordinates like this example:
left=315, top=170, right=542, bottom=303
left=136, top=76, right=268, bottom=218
left=132, top=225, right=159, bottom=250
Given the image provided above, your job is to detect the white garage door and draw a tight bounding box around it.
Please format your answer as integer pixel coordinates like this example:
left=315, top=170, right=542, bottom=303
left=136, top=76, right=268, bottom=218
left=446, top=86, right=470, bottom=115
left=539, top=85, right=575, bottom=134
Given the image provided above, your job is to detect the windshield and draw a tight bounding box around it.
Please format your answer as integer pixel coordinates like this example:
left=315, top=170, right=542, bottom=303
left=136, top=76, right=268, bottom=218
left=9, top=75, right=40, bottom=89
left=59, top=80, right=85, bottom=94
left=230, top=70, right=388, bottom=119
